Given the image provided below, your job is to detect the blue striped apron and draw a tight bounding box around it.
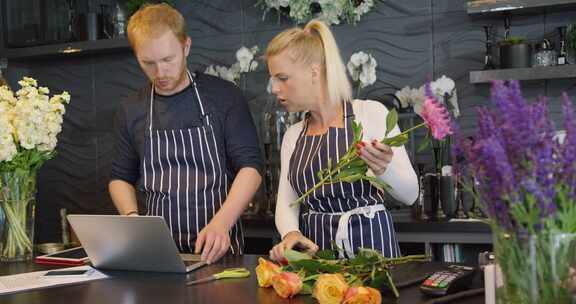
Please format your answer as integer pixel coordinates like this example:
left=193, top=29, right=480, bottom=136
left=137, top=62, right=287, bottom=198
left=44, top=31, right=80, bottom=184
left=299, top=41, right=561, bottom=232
left=141, top=71, right=243, bottom=254
left=288, top=102, right=400, bottom=258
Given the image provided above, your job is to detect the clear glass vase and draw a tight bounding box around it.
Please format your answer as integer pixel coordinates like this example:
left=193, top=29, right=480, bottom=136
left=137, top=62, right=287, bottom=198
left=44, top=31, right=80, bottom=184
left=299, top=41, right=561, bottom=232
left=0, top=169, right=37, bottom=262
left=493, top=230, right=576, bottom=304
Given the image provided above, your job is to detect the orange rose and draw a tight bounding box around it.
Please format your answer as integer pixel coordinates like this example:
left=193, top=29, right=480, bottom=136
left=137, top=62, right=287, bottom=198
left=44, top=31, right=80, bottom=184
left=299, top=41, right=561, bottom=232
left=342, top=286, right=382, bottom=304
left=255, top=257, right=281, bottom=287
left=312, top=273, right=349, bottom=304
left=271, top=272, right=303, bottom=298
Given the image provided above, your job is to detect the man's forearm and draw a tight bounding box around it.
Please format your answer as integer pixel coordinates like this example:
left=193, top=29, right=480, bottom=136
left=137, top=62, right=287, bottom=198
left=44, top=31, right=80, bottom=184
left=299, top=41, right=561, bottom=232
left=210, top=167, right=262, bottom=229
left=109, top=179, right=139, bottom=215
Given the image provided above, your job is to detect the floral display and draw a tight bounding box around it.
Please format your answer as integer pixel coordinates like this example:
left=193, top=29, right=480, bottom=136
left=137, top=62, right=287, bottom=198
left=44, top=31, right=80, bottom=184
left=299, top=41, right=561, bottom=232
left=395, top=75, right=459, bottom=118
left=255, top=249, right=428, bottom=302
left=395, top=75, right=459, bottom=171
left=255, top=0, right=375, bottom=25
left=293, top=82, right=452, bottom=205
left=346, top=51, right=377, bottom=96
left=453, top=80, right=576, bottom=303
left=0, top=77, right=70, bottom=261
left=204, top=45, right=259, bottom=85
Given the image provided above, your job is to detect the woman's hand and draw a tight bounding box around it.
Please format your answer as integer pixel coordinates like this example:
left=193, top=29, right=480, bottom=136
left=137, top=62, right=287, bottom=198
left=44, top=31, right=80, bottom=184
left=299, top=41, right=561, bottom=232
left=357, top=140, right=394, bottom=176
left=270, top=231, right=319, bottom=262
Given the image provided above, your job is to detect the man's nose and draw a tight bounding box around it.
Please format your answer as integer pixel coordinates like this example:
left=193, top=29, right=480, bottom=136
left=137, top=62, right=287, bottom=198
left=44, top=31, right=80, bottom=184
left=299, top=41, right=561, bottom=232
left=155, top=63, right=167, bottom=78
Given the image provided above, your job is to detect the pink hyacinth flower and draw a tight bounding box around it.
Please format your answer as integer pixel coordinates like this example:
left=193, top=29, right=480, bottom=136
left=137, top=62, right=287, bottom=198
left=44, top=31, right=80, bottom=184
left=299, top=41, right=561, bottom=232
left=420, top=97, right=453, bottom=140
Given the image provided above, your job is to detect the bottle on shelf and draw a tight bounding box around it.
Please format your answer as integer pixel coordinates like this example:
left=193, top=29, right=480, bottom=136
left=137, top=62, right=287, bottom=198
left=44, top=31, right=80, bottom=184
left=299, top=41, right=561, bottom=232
left=112, top=3, right=127, bottom=38
left=483, top=24, right=496, bottom=70
left=558, top=26, right=568, bottom=65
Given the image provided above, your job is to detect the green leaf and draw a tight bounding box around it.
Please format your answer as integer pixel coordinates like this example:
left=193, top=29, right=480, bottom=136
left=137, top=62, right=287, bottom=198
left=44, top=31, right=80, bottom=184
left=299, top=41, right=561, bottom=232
left=337, top=165, right=368, bottom=178
left=291, top=259, right=342, bottom=274
left=336, top=172, right=364, bottom=183
left=381, top=134, right=408, bottom=147
left=363, top=176, right=392, bottom=192
left=299, top=282, right=313, bottom=295
left=385, top=108, right=398, bottom=137
left=284, top=249, right=313, bottom=263
left=417, top=137, right=431, bottom=152
left=344, top=158, right=366, bottom=169
left=315, top=250, right=337, bottom=260
left=352, top=121, right=363, bottom=143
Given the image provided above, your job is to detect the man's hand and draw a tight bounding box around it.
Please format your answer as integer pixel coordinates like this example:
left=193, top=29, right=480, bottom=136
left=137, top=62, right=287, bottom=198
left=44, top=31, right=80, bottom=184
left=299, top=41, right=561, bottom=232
left=194, top=220, right=231, bottom=264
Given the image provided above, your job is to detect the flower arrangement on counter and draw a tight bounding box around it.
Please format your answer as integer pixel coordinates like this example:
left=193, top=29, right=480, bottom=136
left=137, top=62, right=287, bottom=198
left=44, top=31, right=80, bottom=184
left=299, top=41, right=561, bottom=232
left=256, top=249, right=429, bottom=302
left=453, top=80, right=576, bottom=303
left=0, top=77, right=70, bottom=261
left=346, top=51, right=377, bottom=97
left=255, top=0, right=375, bottom=25
left=293, top=82, right=453, bottom=205
left=204, top=45, right=259, bottom=85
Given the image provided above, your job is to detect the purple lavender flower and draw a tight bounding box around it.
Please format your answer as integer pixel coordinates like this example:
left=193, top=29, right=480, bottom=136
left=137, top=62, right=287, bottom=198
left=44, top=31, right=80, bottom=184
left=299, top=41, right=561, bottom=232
left=453, top=80, right=576, bottom=233
left=561, top=93, right=576, bottom=197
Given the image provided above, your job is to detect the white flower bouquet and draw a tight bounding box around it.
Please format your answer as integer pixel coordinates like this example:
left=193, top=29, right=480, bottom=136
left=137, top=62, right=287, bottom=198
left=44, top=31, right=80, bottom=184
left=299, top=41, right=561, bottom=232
left=0, top=77, right=70, bottom=261
left=347, top=51, right=377, bottom=96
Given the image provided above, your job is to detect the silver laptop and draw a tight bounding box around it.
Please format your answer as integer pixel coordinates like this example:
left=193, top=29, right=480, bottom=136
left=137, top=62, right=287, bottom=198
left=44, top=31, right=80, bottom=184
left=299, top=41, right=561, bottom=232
left=67, top=215, right=206, bottom=273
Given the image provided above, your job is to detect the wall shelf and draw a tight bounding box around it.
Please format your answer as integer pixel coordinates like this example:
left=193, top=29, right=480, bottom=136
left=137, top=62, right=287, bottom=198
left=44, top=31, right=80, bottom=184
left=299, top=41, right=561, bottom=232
left=469, top=64, right=576, bottom=83
left=467, top=0, right=576, bottom=15
left=0, top=38, right=131, bottom=60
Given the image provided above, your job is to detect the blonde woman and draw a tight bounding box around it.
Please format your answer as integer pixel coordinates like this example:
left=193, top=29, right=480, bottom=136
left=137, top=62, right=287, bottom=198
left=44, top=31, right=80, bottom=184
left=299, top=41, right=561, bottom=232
left=267, top=20, right=418, bottom=261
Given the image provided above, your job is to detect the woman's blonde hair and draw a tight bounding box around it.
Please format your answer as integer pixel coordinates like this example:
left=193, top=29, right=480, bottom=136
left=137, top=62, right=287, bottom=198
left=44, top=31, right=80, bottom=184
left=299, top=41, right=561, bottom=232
left=127, top=3, right=187, bottom=49
left=265, top=19, right=352, bottom=105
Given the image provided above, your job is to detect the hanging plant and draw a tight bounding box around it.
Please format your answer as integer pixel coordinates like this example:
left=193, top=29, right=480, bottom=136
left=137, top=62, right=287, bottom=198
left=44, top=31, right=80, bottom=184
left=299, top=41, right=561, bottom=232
left=255, top=0, right=376, bottom=25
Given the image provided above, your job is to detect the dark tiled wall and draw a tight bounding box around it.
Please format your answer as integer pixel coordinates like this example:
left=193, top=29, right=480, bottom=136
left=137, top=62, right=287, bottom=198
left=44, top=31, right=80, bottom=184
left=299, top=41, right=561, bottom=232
left=2, top=0, right=575, bottom=242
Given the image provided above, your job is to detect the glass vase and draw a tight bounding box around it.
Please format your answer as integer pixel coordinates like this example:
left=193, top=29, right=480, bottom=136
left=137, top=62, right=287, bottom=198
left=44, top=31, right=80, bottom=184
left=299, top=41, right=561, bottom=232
left=0, top=169, right=37, bottom=262
left=493, top=230, right=576, bottom=304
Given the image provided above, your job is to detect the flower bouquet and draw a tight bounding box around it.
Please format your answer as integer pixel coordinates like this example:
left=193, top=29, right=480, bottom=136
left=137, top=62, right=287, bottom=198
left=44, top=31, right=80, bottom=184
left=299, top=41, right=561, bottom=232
left=395, top=75, right=459, bottom=170
left=346, top=51, right=377, bottom=98
left=0, top=77, right=70, bottom=261
left=453, top=80, right=576, bottom=303
left=256, top=248, right=429, bottom=302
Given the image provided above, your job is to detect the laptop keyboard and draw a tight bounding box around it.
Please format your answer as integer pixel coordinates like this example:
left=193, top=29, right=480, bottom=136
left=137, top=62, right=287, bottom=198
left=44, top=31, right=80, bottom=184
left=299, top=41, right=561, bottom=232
left=179, top=254, right=202, bottom=262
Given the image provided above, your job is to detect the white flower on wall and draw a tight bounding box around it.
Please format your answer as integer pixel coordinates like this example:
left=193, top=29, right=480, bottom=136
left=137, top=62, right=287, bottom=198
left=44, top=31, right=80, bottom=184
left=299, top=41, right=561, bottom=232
left=347, top=51, right=377, bottom=95
left=204, top=45, right=259, bottom=86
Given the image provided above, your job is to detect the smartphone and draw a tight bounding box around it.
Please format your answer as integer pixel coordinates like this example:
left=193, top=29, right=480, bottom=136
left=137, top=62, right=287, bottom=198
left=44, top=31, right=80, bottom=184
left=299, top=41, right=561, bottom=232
left=35, top=247, right=89, bottom=266
left=43, top=269, right=94, bottom=278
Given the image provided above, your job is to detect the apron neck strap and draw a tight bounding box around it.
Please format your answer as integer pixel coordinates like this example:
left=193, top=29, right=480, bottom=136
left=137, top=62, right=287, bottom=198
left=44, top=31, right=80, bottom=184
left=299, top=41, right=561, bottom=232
left=148, top=70, right=205, bottom=133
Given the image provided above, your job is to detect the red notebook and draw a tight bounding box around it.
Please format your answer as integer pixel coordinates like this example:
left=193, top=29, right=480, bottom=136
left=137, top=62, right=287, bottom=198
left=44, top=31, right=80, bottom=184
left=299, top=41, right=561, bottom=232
left=34, top=247, right=89, bottom=266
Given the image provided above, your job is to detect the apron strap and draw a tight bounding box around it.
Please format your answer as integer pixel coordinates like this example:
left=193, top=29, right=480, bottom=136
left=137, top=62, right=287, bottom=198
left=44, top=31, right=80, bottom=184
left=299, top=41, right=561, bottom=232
left=148, top=70, right=205, bottom=132
left=314, top=204, right=386, bottom=258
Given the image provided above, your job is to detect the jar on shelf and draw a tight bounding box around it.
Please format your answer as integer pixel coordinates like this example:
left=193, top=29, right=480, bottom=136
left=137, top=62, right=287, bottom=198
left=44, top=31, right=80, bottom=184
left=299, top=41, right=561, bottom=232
left=533, top=39, right=557, bottom=67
